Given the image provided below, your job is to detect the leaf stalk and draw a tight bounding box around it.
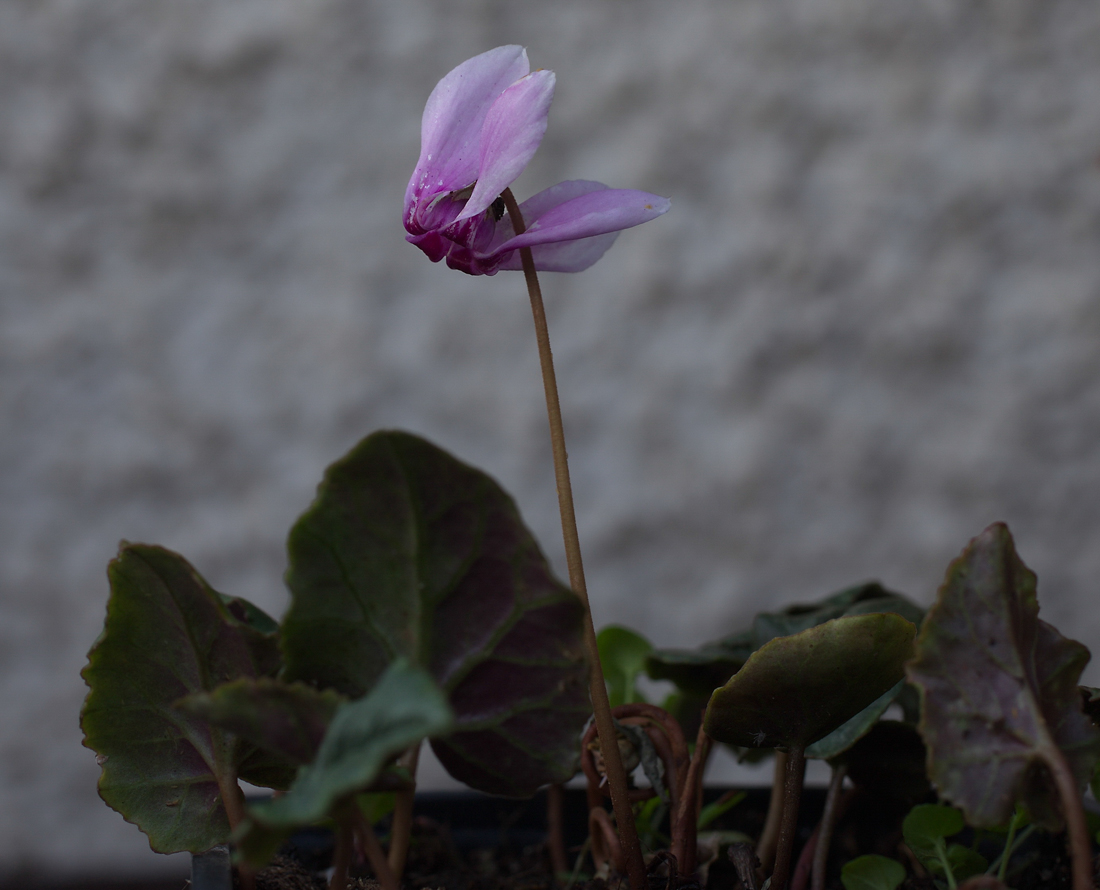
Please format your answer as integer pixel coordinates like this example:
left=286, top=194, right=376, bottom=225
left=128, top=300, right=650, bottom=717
left=756, top=751, right=788, bottom=875
left=352, top=806, right=400, bottom=890
left=770, top=745, right=806, bottom=890
left=811, top=763, right=848, bottom=890
left=386, top=742, right=420, bottom=879
left=1038, top=741, right=1095, bottom=890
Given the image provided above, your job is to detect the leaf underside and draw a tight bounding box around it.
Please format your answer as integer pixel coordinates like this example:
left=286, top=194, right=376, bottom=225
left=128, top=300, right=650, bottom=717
left=703, top=613, right=916, bottom=749
left=806, top=679, right=905, bottom=761
left=236, top=661, right=452, bottom=867
left=80, top=544, right=281, bottom=853
left=280, top=431, right=589, bottom=796
left=248, top=660, right=452, bottom=829
left=906, top=523, right=1100, bottom=830
left=176, top=678, right=346, bottom=789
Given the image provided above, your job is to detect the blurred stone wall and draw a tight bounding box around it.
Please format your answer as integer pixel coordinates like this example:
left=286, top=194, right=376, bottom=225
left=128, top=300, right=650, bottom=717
left=3, top=0, right=1099, bottom=879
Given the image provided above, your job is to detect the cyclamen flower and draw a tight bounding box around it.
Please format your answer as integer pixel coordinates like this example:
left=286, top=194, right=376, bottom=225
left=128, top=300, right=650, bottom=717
left=404, top=46, right=670, bottom=275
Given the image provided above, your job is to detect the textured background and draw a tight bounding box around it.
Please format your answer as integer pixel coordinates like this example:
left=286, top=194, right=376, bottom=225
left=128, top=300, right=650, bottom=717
left=3, top=0, right=1100, bottom=879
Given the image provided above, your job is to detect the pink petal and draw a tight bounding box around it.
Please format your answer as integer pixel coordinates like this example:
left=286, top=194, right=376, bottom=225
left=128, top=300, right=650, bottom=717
left=405, top=46, right=530, bottom=209
left=496, top=231, right=621, bottom=273
left=494, top=186, right=671, bottom=253
left=481, top=180, right=616, bottom=253
left=455, top=70, right=556, bottom=222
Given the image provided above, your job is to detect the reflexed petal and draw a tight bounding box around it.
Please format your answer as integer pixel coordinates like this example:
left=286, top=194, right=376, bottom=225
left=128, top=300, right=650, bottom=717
left=497, top=231, right=621, bottom=273
left=482, top=181, right=616, bottom=254
left=405, top=46, right=529, bottom=209
left=494, top=187, right=671, bottom=253
left=457, top=70, right=556, bottom=222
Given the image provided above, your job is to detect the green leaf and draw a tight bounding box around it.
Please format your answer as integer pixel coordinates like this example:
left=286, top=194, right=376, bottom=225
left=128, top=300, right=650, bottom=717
left=176, top=679, right=345, bottom=789
left=751, top=582, right=924, bottom=648
left=356, top=792, right=397, bottom=826
left=806, top=679, right=905, bottom=760
left=280, top=431, right=589, bottom=797
left=646, top=630, right=755, bottom=696
left=238, top=659, right=452, bottom=864
left=903, top=804, right=965, bottom=880
left=80, top=544, right=281, bottom=853
left=906, top=523, right=1100, bottom=830
left=901, top=806, right=988, bottom=883
left=903, top=803, right=964, bottom=857
left=840, top=854, right=906, bottom=890
left=944, top=844, right=987, bottom=882
left=598, top=625, right=653, bottom=707
left=647, top=583, right=923, bottom=698
left=703, top=613, right=916, bottom=750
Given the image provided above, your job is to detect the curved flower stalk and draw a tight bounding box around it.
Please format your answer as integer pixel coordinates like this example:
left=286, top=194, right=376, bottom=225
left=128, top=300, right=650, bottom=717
left=404, top=45, right=670, bottom=275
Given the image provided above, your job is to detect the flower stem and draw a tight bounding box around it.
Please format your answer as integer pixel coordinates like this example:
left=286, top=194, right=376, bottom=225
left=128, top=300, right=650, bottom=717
left=501, top=188, right=646, bottom=890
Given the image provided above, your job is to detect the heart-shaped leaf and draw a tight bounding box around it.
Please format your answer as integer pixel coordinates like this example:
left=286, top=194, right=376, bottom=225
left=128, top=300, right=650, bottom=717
left=236, top=659, right=452, bottom=866
left=840, top=854, right=906, bottom=890
left=902, top=804, right=987, bottom=883
left=280, top=431, right=588, bottom=797
left=80, top=544, right=281, bottom=853
left=176, top=679, right=345, bottom=789
left=703, top=613, right=916, bottom=750
left=647, top=583, right=923, bottom=698
left=906, top=523, right=1100, bottom=830
left=597, top=625, right=653, bottom=707
left=903, top=803, right=964, bottom=854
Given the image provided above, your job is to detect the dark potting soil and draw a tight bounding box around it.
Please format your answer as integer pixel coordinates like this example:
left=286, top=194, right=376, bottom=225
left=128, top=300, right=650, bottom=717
left=237, top=787, right=1088, bottom=890
left=242, top=788, right=819, bottom=890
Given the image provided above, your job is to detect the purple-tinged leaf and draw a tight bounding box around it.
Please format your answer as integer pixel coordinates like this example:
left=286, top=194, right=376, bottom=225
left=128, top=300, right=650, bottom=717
left=80, top=544, right=281, bottom=853
left=176, top=679, right=345, bottom=789
left=236, top=660, right=453, bottom=868
left=906, top=523, right=1100, bottom=830
left=281, top=431, right=589, bottom=797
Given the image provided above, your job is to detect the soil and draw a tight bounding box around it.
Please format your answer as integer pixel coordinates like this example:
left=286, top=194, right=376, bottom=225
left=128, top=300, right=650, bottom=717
left=237, top=788, right=1091, bottom=890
